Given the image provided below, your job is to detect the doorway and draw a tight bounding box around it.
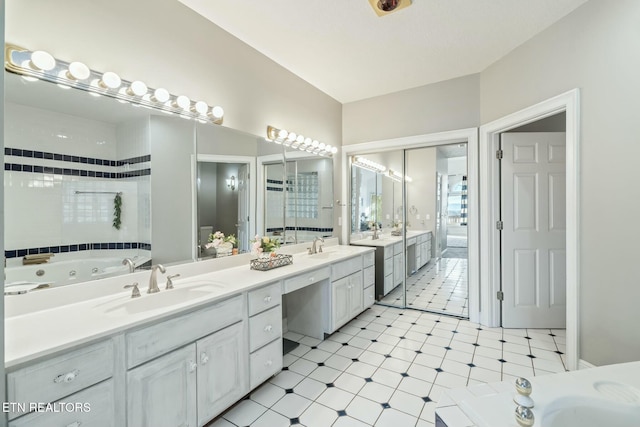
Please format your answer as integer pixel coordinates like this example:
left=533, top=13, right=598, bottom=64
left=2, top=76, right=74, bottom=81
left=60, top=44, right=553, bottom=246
left=479, top=89, right=580, bottom=370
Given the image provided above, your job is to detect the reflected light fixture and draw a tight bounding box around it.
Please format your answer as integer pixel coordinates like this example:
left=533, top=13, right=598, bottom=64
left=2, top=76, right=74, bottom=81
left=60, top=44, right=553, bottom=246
left=5, top=44, right=225, bottom=125
left=352, top=156, right=387, bottom=173
left=387, top=169, right=412, bottom=182
left=226, top=175, right=236, bottom=191
left=265, top=125, right=337, bottom=157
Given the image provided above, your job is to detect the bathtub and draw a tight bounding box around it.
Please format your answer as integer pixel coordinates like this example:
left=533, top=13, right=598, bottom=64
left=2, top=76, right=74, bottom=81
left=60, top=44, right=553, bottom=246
left=5, top=255, right=151, bottom=291
left=438, top=361, right=640, bottom=427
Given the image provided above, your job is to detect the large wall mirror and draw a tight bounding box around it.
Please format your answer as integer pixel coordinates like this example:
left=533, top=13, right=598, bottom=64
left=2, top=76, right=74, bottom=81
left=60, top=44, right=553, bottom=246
left=349, top=144, right=469, bottom=317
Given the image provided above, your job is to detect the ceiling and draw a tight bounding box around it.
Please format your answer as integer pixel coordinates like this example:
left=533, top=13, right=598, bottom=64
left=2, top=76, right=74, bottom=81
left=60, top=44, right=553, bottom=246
left=178, top=0, right=588, bottom=103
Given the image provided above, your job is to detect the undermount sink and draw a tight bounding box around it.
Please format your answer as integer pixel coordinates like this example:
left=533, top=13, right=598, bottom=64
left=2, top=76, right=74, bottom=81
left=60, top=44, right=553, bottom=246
left=99, top=281, right=226, bottom=316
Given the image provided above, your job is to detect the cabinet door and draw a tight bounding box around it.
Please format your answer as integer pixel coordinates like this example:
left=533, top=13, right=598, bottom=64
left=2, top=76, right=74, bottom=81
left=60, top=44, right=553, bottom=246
left=127, top=344, right=197, bottom=427
left=393, top=253, right=403, bottom=286
left=332, top=277, right=351, bottom=330
left=348, top=272, right=363, bottom=318
left=197, top=322, right=248, bottom=425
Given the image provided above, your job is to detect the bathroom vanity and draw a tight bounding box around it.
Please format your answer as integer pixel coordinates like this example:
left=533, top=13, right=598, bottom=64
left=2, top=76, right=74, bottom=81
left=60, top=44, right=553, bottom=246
left=351, top=230, right=432, bottom=299
left=4, top=239, right=374, bottom=427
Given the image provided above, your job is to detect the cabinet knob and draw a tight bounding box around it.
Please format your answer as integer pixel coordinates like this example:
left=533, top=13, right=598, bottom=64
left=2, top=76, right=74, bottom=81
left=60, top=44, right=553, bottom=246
left=54, top=369, right=79, bottom=384
left=309, top=277, right=314, bottom=282
left=264, top=296, right=272, bottom=303
left=189, top=361, right=198, bottom=372
left=265, top=360, right=273, bottom=367
left=201, top=353, right=209, bottom=365
left=264, top=325, right=273, bottom=333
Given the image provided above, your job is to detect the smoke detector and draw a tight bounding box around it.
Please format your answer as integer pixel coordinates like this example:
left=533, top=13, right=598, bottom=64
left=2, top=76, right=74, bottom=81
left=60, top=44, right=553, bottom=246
left=368, top=0, right=412, bottom=17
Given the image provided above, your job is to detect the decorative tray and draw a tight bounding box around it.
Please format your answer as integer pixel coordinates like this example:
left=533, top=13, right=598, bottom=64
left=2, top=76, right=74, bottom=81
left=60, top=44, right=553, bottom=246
left=250, top=254, right=293, bottom=271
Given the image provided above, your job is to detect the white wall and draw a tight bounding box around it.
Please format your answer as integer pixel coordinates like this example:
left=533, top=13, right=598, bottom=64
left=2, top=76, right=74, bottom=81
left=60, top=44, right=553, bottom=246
left=342, top=74, right=480, bottom=145
left=481, top=0, right=640, bottom=366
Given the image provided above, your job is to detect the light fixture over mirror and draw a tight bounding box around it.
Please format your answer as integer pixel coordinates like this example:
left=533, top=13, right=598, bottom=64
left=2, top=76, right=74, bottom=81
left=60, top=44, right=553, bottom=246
left=5, top=44, right=225, bottom=125
left=226, top=175, right=236, bottom=191
left=265, top=125, right=337, bottom=156
left=351, top=155, right=387, bottom=173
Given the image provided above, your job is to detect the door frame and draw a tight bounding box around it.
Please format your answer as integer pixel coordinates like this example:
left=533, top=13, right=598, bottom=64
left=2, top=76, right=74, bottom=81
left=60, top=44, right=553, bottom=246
left=341, top=128, right=480, bottom=323
left=192, top=154, right=256, bottom=257
left=479, top=89, right=580, bottom=370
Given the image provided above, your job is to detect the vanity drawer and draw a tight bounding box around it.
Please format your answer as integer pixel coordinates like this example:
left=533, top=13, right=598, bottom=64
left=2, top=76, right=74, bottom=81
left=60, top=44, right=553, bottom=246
left=7, top=339, right=114, bottom=417
left=331, top=256, right=362, bottom=281
left=249, top=339, right=283, bottom=389
left=284, top=267, right=330, bottom=294
left=384, top=256, right=393, bottom=273
left=364, top=284, right=375, bottom=309
left=384, top=274, right=394, bottom=295
left=364, top=265, right=375, bottom=287
left=393, top=242, right=403, bottom=255
left=249, top=305, right=283, bottom=352
left=407, top=237, right=417, bottom=247
left=248, top=282, right=281, bottom=316
left=384, top=247, right=393, bottom=260
left=363, top=251, right=374, bottom=268
left=9, top=379, right=115, bottom=427
left=126, top=294, right=244, bottom=368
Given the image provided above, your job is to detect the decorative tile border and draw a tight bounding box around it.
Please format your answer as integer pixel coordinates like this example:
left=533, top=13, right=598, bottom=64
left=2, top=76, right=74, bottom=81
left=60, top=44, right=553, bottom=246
left=266, top=227, right=333, bottom=233
left=4, top=147, right=151, bottom=178
left=5, top=242, right=151, bottom=259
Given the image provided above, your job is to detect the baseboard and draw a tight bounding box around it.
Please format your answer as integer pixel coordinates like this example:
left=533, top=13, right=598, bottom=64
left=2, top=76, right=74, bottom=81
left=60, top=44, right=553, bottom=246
left=578, top=359, right=596, bottom=369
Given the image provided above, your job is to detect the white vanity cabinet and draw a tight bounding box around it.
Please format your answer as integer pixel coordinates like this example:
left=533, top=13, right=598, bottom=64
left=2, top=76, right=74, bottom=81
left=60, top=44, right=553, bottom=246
left=6, top=338, right=117, bottom=425
left=363, top=251, right=375, bottom=309
left=330, top=255, right=366, bottom=332
left=126, top=294, right=249, bottom=427
left=247, top=282, right=283, bottom=389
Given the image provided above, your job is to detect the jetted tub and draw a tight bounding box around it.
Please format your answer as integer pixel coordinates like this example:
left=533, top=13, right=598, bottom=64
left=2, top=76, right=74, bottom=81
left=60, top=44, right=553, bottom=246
left=5, top=255, right=150, bottom=291
left=439, top=361, right=640, bottom=427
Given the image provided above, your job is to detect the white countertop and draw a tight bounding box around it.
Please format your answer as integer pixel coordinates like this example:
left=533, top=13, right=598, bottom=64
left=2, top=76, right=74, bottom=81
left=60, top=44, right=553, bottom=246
left=5, top=240, right=374, bottom=369
left=350, top=229, right=432, bottom=247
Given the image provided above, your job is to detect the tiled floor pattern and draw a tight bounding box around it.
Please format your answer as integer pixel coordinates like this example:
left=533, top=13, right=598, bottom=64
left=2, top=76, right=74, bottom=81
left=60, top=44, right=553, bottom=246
left=380, top=258, right=468, bottom=318
left=209, top=304, right=567, bottom=427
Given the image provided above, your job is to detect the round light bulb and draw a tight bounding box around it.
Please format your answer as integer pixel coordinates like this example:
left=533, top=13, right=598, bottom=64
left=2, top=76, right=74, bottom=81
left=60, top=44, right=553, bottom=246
left=287, top=132, right=297, bottom=142
left=209, top=106, right=224, bottom=120
left=331, top=147, right=338, bottom=154
left=99, top=72, right=121, bottom=89
left=127, top=81, right=148, bottom=97
left=318, top=142, right=326, bottom=150
left=66, top=61, right=90, bottom=80
left=304, top=137, right=312, bottom=145
left=30, top=50, right=56, bottom=71
left=194, top=101, right=208, bottom=115
left=312, top=140, right=320, bottom=147
left=278, top=129, right=288, bottom=140
left=296, top=135, right=305, bottom=144
left=175, top=95, right=191, bottom=110
left=151, top=88, right=170, bottom=103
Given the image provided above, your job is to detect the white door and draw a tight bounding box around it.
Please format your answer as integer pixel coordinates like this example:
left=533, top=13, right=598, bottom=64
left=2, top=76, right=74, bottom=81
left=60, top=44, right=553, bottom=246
left=501, top=132, right=566, bottom=328
left=237, top=164, right=249, bottom=253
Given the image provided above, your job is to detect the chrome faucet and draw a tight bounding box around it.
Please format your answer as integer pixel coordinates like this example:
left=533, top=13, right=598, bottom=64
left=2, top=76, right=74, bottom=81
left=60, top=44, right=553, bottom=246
left=308, top=237, right=325, bottom=254
left=148, top=264, right=166, bottom=293
left=122, top=258, right=135, bottom=273
left=371, top=225, right=380, bottom=240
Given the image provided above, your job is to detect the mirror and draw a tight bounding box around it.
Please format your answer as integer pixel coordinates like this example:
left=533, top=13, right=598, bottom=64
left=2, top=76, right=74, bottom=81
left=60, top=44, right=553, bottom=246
left=349, top=144, right=469, bottom=317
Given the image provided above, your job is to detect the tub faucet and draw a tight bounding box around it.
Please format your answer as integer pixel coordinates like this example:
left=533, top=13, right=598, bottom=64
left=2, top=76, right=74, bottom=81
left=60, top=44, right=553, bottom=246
left=372, top=225, right=379, bottom=240
left=148, top=264, right=166, bottom=293
left=122, top=258, right=135, bottom=273
left=308, top=237, right=325, bottom=254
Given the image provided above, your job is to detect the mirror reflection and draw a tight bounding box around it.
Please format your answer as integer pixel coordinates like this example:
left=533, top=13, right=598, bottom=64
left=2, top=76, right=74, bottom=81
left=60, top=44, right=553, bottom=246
left=349, top=144, right=469, bottom=318
left=4, top=72, right=157, bottom=291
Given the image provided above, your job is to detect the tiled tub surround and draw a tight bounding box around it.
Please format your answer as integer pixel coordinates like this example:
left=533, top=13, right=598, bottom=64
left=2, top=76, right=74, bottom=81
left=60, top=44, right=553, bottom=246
left=4, top=101, right=151, bottom=260
left=435, top=361, right=640, bottom=427
left=210, top=304, right=567, bottom=427
left=4, top=239, right=375, bottom=426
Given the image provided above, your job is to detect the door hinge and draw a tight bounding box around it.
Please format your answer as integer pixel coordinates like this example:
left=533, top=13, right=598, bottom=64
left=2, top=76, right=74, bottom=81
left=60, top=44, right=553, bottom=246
left=496, top=149, right=503, bottom=160
left=497, top=291, right=504, bottom=301
left=496, top=220, right=503, bottom=230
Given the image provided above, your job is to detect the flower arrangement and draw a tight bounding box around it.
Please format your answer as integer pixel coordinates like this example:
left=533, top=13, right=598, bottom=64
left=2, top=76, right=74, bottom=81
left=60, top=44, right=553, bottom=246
left=251, top=234, right=280, bottom=255
left=205, top=231, right=226, bottom=249
left=225, top=234, right=238, bottom=248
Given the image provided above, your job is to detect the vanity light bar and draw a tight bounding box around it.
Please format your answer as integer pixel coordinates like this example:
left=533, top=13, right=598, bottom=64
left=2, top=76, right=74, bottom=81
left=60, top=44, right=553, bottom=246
left=4, top=44, right=225, bottom=125
left=352, top=156, right=387, bottom=173
left=387, top=169, right=413, bottom=182
left=265, top=125, right=337, bottom=157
